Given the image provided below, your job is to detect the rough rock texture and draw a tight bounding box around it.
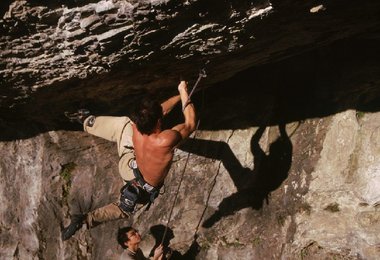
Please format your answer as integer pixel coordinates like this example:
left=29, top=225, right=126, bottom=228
left=1, top=0, right=380, bottom=259
left=1, top=109, right=380, bottom=259
left=290, top=111, right=380, bottom=259
left=1, top=0, right=380, bottom=135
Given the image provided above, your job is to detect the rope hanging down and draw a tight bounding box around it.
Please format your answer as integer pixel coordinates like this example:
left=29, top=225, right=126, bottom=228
left=161, top=68, right=207, bottom=245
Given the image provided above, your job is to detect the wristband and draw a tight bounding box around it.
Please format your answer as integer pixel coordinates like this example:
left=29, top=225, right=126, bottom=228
left=182, top=99, right=192, bottom=111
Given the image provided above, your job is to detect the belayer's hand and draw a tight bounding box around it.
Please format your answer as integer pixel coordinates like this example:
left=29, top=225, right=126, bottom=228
left=153, top=244, right=164, bottom=260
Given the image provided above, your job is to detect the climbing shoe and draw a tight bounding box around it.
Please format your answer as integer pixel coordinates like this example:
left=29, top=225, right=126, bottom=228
left=62, top=214, right=86, bottom=241
left=64, top=109, right=90, bottom=124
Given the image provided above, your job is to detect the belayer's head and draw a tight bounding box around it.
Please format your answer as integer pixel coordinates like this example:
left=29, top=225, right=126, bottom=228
left=130, top=96, right=163, bottom=135
left=117, top=226, right=141, bottom=249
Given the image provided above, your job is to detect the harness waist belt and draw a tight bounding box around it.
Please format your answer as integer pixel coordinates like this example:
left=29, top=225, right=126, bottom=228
left=132, top=167, right=159, bottom=194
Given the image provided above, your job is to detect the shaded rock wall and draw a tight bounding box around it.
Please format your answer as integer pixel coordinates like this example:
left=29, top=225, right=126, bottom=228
left=1, top=0, right=380, bottom=134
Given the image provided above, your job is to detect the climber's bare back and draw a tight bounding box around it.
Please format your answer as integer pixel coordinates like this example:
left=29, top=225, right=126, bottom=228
left=132, top=124, right=181, bottom=187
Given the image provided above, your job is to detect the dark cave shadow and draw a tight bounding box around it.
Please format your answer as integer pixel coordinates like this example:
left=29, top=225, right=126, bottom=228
left=178, top=123, right=293, bottom=228
left=0, top=1, right=12, bottom=17
left=1, top=37, right=380, bottom=140
left=149, top=225, right=200, bottom=260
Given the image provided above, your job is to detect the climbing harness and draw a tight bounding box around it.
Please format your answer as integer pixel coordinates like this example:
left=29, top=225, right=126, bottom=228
left=132, top=166, right=161, bottom=206
left=119, top=158, right=162, bottom=214
left=161, top=67, right=207, bottom=245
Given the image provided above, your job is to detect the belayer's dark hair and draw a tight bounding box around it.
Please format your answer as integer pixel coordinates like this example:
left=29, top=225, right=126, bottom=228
left=117, top=226, right=134, bottom=249
left=130, top=96, right=163, bottom=135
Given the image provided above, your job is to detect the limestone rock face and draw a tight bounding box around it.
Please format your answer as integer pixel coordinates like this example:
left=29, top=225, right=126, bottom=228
left=1, top=109, right=380, bottom=259
left=1, top=0, right=380, bottom=259
left=291, top=111, right=380, bottom=259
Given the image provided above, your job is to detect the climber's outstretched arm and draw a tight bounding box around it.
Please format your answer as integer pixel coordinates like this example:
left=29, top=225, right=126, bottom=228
left=172, top=81, right=196, bottom=140
left=161, top=94, right=181, bottom=116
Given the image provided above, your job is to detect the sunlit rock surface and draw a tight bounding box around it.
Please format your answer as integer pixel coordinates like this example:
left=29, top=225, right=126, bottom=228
left=1, top=109, right=380, bottom=259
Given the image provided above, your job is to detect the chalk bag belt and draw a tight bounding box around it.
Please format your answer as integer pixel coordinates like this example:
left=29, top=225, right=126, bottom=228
left=127, top=158, right=161, bottom=210
left=132, top=167, right=160, bottom=205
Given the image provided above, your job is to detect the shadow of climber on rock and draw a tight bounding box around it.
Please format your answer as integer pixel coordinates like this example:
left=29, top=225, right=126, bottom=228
left=149, top=225, right=201, bottom=260
left=179, top=123, right=293, bottom=228
left=149, top=224, right=174, bottom=259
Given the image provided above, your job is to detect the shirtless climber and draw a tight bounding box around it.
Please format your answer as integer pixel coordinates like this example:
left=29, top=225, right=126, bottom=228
left=62, top=81, right=196, bottom=240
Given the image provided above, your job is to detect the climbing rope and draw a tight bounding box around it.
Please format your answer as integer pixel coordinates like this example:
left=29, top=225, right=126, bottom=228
left=188, top=68, right=207, bottom=100
left=182, top=68, right=207, bottom=111
left=192, top=130, right=235, bottom=238
left=161, top=68, right=207, bottom=245
left=161, top=120, right=200, bottom=245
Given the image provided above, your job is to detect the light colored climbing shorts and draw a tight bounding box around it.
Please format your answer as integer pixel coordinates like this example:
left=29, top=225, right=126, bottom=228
left=84, top=116, right=135, bottom=181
